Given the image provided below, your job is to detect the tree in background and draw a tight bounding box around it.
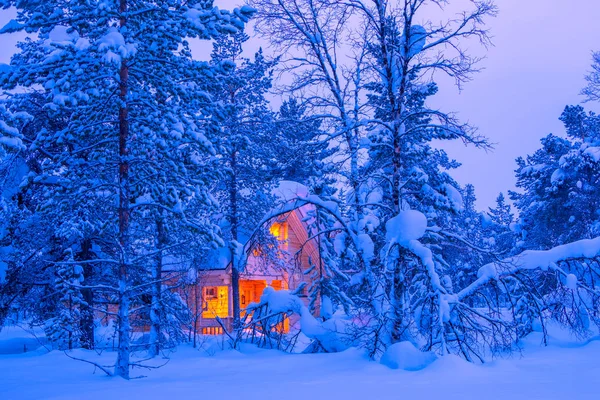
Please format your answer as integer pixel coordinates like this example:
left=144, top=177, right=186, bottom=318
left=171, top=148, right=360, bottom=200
left=582, top=51, right=600, bottom=102
left=486, top=192, right=515, bottom=255
left=511, top=106, right=600, bottom=250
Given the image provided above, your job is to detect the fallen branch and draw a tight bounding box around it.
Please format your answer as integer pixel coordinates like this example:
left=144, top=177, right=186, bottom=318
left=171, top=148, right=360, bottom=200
left=63, top=351, right=113, bottom=377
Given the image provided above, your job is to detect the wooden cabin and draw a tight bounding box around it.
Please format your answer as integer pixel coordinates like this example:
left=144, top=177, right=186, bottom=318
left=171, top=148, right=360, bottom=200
left=186, top=205, right=321, bottom=335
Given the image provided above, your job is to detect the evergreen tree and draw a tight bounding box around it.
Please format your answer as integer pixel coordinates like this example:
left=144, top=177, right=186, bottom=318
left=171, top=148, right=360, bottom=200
left=0, top=0, right=253, bottom=378
left=511, top=106, right=600, bottom=250
left=270, top=98, right=335, bottom=191
left=489, top=193, right=513, bottom=227
left=487, top=192, right=515, bottom=254
left=209, top=32, right=278, bottom=331
left=44, top=249, right=85, bottom=350
left=443, top=184, right=494, bottom=290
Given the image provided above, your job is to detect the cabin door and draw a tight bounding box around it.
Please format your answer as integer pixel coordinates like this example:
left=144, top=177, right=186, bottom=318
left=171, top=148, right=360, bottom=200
left=240, top=279, right=266, bottom=310
left=239, top=279, right=289, bottom=332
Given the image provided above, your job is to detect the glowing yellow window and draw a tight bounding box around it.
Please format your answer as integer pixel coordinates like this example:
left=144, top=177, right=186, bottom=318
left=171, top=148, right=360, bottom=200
left=202, top=286, right=229, bottom=318
left=270, top=222, right=288, bottom=241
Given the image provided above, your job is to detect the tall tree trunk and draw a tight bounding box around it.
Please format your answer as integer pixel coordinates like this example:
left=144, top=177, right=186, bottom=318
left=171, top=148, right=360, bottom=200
left=193, top=285, right=199, bottom=348
left=79, top=239, right=95, bottom=350
left=371, top=2, right=411, bottom=351
left=149, top=217, right=166, bottom=357
left=230, top=151, right=241, bottom=332
left=115, top=0, right=131, bottom=379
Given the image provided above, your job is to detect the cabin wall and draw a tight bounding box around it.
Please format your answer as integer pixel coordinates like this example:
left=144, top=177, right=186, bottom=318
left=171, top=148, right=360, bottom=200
left=286, top=209, right=322, bottom=312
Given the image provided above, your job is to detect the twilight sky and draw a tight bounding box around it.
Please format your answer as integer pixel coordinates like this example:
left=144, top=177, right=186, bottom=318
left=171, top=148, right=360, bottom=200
left=1, top=1, right=599, bottom=210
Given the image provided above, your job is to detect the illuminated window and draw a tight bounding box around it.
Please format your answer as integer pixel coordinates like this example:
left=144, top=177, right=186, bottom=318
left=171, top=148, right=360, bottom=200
left=202, top=327, right=223, bottom=335
left=202, top=286, right=229, bottom=318
left=270, top=222, right=288, bottom=241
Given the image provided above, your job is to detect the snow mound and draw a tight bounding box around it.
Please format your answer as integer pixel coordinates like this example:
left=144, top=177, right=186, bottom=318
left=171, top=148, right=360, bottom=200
left=380, top=341, right=437, bottom=371
left=427, top=353, right=475, bottom=373
left=0, top=325, right=49, bottom=355
left=386, top=210, right=428, bottom=245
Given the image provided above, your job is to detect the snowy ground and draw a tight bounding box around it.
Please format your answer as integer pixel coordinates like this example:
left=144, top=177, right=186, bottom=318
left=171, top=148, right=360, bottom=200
left=1, top=326, right=599, bottom=400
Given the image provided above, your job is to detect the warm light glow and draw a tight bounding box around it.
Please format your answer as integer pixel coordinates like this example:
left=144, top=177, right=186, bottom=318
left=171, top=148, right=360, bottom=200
left=201, top=327, right=223, bottom=335
left=202, top=286, right=229, bottom=318
left=239, top=279, right=289, bottom=333
left=270, top=222, right=288, bottom=241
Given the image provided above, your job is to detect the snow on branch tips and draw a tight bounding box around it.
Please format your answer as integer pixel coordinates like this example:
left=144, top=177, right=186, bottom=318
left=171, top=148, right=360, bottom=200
left=459, top=237, right=600, bottom=300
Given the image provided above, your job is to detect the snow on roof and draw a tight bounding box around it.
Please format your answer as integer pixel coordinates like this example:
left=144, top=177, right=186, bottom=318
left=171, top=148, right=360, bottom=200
left=272, top=180, right=310, bottom=202
left=199, top=222, right=252, bottom=271
left=198, top=181, right=314, bottom=271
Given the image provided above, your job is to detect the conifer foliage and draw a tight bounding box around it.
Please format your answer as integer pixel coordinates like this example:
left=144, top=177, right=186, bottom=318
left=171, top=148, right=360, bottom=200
left=0, top=0, right=253, bottom=378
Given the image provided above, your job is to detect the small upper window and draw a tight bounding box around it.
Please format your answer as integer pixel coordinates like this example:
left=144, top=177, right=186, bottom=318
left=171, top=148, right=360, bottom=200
left=270, top=222, right=288, bottom=241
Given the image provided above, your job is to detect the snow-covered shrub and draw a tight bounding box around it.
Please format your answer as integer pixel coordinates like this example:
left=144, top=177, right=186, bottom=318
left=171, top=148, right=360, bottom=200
left=238, top=287, right=352, bottom=353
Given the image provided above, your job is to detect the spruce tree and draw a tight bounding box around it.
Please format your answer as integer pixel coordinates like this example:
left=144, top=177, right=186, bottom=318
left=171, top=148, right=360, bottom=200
left=0, top=0, right=253, bottom=378
left=209, top=32, right=278, bottom=331
left=511, top=106, right=600, bottom=250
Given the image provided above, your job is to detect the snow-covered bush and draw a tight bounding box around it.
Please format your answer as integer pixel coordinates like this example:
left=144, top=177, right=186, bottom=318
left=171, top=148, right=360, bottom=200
left=238, top=287, right=352, bottom=353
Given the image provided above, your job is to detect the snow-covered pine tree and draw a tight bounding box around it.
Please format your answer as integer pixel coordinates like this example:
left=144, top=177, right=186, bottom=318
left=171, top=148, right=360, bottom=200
left=44, top=249, right=85, bottom=350
left=487, top=192, right=515, bottom=255
left=208, top=31, right=279, bottom=332
left=269, top=98, right=336, bottom=192
left=0, top=0, right=253, bottom=378
left=489, top=193, right=513, bottom=228
left=0, top=92, right=80, bottom=336
left=0, top=99, right=31, bottom=322
left=511, top=105, right=600, bottom=250
left=442, top=184, right=494, bottom=292
left=501, top=105, right=600, bottom=342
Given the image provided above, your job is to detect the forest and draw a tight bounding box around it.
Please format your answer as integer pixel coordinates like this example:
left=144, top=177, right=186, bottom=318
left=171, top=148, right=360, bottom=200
left=0, top=0, right=599, bottom=396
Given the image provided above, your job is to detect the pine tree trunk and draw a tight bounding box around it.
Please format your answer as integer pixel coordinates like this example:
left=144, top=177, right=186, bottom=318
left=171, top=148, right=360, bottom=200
left=115, top=0, right=131, bottom=379
left=68, top=295, right=73, bottom=350
left=79, top=239, right=95, bottom=350
left=193, top=285, right=199, bottom=348
left=149, top=217, right=166, bottom=357
left=230, top=151, right=241, bottom=332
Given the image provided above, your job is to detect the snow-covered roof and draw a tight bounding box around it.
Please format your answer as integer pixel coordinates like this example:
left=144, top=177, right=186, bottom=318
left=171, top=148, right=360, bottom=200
left=198, top=181, right=313, bottom=271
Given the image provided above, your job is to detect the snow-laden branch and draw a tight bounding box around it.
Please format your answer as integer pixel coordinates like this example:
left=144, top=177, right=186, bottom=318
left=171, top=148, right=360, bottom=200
left=458, top=237, right=600, bottom=300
